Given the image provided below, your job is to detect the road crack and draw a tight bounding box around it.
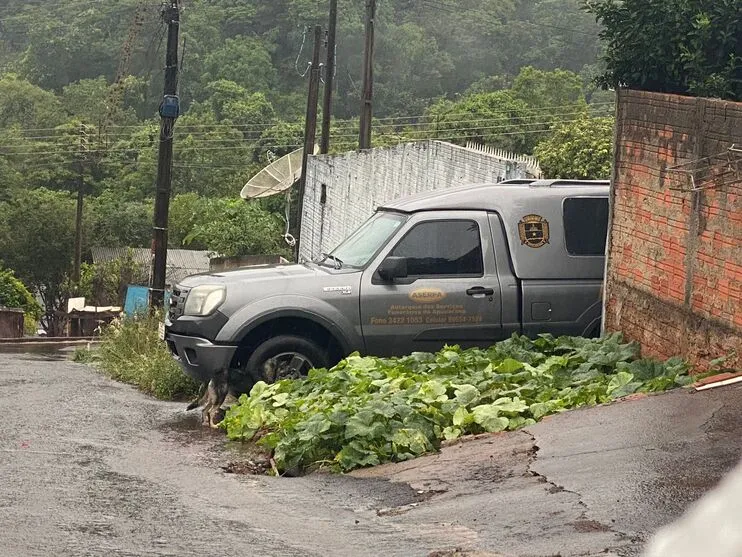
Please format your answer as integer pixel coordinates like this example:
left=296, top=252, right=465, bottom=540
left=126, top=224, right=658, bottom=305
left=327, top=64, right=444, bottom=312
left=523, top=429, right=586, bottom=506
left=522, top=429, right=642, bottom=550
left=701, top=401, right=726, bottom=437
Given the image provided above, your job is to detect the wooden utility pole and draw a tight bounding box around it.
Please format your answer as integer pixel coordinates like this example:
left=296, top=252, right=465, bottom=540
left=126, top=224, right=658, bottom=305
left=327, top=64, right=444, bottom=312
left=73, top=123, right=88, bottom=287
left=71, top=123, right=88, bottom=337
left=358, top=0, right=376, bottom=150
left=151, top=1, right=180, bottom=310
left=320, top=0, right=338, bottom=155
left=296, top=25, right=323, bottom=260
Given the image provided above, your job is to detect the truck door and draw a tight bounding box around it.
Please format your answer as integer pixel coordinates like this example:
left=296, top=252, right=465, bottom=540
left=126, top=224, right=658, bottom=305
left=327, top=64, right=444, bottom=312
left=359, top=211, right=502, bottom=357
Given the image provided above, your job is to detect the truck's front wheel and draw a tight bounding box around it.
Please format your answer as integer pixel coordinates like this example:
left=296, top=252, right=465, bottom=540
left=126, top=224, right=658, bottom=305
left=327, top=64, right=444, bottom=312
left=244, top=335, right=330, bottom=385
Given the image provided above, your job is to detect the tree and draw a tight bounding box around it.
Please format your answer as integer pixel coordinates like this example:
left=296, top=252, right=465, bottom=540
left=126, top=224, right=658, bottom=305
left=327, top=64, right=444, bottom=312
left=0, top=188, right=76, bottom=335
left=199, top=80, right=276, bottom=138
left=62, top=76, right=147, bottom=126
left=511, top=66, right=586, bottom=111
left=169, top=193, right=212, bottom=250
left=184, top=199, right=289, bottom=258
left=0, top=74, right=64, bottom=129
left=253, top=121, right=304, bottom=162
left=499, top=0, right=603, bottom=75
left=79, top=251, right=147, bottom=307
left=372, top=23, right=454, bottom=116
left=585, top=0, right=742, bottom=101
left=173, top=111, right=258, bottom=198
left=0, top=265, right=42, bottom=319
left=201, top=36, right=277, bottom=95
left=86, top=191, right=153, bottom=249
left=0, top=157, right=21, bottom=201
left=425, top=66, right=590, bottom=154
left=534, top=116, right=614, bottom=179
left=12, top=0, right=157, bottom=91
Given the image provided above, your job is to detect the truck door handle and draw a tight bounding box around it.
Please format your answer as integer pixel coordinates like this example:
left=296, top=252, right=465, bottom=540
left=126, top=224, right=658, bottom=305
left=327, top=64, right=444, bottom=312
left=467, top=287, right=495, bottom=297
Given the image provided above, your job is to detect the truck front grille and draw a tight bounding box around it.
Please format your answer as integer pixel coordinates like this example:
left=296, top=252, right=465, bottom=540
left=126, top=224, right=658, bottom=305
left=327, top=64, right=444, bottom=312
left=168, top=286, right=190, bottom=321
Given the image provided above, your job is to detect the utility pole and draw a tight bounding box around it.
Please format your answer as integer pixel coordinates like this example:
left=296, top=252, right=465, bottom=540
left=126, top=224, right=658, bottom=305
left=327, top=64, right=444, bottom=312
left=296, top=25, right=323, bottom=261
left=71, top=123, right=88, bottom=337
left=320, top=0, right=338, bottom=155
left=73, top=123, right=88, bottom=288
left=151, top=1, right=180, bottom=310
left=358, top=0, right=376, bottom=150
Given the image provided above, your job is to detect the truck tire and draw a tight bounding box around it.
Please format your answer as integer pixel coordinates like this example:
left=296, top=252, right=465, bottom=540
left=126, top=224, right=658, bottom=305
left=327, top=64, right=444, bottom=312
left=244, top=335, right=330, bottom=385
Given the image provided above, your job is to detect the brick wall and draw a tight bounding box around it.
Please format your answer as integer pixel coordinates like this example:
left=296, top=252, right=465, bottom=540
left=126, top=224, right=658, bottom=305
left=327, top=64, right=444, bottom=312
left=605, top=90, right=742, bottom=371
left=299, top=140, right=540, bottom=261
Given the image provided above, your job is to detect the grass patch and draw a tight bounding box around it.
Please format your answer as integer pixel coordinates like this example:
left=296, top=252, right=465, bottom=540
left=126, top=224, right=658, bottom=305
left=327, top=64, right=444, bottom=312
left=72, top=345, right=98, bottom=364
left=81, top=313, right=199, bottom=401
left=223, top=334, right=692, bottom=474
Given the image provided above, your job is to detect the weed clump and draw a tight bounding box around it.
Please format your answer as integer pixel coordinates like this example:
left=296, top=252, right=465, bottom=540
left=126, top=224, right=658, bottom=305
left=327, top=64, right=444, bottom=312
left=77, top=313, right=198, bottom=401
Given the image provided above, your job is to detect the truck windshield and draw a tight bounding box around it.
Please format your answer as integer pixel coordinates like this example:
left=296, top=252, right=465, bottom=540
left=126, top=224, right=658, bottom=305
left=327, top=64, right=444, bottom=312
left=326, top=211, right=407, bottom=268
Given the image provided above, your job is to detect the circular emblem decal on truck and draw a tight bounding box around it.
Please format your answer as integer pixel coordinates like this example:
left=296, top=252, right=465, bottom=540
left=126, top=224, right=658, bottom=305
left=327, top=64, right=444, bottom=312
left=409, top=288, right=447, bottom=304
left=518, top=214, right=550, bottom=248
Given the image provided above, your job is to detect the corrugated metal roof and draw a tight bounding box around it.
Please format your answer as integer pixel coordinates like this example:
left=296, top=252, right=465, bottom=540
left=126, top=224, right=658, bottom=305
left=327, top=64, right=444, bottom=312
left=90, top=247, right=211, bottom=286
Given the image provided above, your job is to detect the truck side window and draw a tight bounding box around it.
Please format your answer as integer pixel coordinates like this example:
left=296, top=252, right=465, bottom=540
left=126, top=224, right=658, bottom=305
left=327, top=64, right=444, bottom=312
left=391, top=220, right=484, bottom=277
left=563, top=198, right=610, bottom=256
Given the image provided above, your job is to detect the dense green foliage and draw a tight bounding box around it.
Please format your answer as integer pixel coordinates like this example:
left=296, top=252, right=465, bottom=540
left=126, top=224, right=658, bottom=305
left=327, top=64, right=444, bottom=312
left=0, top=1, right=603, bottom=116
left=78, top=250, right=148, bottom=307
left=78, top=312, right=199, bottom=400
left=534, top=116, right=615, bottom=179
left=0, top=265, right=42, bottom=322
left=223, top=334, right=692, bottom=474
left=585, top=0, right=742, bottom=101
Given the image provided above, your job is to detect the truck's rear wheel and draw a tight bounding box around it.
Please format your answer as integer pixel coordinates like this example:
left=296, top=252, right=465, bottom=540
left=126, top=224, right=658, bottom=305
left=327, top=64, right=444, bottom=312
left=244, top=335, right=330, bottom=384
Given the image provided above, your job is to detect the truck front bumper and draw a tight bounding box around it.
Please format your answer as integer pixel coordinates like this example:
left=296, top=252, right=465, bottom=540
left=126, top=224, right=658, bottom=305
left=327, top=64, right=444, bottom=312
left=165, top=332, right=237, bottom=384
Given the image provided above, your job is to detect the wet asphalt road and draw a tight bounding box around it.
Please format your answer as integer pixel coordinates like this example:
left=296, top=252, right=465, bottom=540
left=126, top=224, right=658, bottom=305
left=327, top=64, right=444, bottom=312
left=1, top=350, right=741, bottom=557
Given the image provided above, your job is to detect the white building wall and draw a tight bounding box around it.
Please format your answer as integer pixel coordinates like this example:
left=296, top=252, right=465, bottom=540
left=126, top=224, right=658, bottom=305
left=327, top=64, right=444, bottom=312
left=299, top=140, right=540, bottom=261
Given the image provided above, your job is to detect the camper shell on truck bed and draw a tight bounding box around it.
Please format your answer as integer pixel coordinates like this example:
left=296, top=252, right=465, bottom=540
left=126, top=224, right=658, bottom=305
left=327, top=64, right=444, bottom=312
left=164, top=179, right=611, bottom=394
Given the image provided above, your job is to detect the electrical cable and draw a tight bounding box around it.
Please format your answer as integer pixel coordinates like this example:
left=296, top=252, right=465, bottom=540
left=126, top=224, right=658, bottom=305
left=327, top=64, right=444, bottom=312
left=294, top=25, right=311, bottom=78
left=283, top=192, right=297, bottom=247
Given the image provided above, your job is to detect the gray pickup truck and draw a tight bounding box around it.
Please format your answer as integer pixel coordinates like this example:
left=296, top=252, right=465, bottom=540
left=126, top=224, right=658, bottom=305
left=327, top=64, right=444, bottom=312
left=164, top=179, right=610, bottom=392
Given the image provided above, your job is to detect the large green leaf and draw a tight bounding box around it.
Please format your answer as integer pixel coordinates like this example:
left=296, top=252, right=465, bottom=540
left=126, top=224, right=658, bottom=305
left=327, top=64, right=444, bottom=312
left=472, top=404, right=510, bottom=433
left=453, top=406, right=473, bottom=427
left=452, top=384, right=480, bottom=405
left=607, top=371, right=635, bottom=395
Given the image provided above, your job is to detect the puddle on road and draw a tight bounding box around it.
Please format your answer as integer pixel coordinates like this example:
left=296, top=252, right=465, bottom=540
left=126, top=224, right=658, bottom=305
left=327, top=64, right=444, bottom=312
left=159, top=412, right=277, bottom=475
left=158, top=412, right=241, bottom=451
left=0, top=343, right=81, bottom=362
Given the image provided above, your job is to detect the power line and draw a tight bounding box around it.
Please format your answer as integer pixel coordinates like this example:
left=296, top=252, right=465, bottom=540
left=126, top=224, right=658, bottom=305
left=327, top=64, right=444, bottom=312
left=0, top=102, right=613, bottom=136
left=170, top=109, right=601, bottom=137
left=0, top=124, right=580, bottom=157
left=0, top=117, right=591, bottom=154
left=0, top=128, right=576, bottom=156
left=0, top=108, right=609, bottom=148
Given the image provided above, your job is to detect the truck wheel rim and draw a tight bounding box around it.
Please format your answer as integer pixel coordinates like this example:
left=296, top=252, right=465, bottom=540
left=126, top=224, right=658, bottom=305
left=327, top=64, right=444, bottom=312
left=264, top=352, right=314, bottom=381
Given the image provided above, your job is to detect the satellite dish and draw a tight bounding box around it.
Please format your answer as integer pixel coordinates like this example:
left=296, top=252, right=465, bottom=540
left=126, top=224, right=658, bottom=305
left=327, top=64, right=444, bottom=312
left=241, top=145, right=319, bottom=199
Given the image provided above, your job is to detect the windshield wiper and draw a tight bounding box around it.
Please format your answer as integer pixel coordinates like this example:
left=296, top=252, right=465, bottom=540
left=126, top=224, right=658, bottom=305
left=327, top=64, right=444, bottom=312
left=320, top=253, right=344, bottom=269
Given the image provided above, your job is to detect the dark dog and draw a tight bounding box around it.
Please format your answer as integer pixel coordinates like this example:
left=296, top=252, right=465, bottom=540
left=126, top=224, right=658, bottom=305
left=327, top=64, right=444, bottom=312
left=187, top=368, right=230, bottom=428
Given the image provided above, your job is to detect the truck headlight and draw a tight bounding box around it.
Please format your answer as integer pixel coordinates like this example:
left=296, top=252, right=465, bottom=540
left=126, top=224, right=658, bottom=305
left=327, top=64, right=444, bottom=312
left=183, top=285, right=226, bottom=316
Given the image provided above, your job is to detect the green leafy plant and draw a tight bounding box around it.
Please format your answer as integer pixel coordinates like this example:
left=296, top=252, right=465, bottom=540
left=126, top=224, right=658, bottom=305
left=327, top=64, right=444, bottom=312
left=183, top=199, right=289, bottom=259
left=93, top=312, right=199, bottom=401
left=0, top=265, right=41, bottom=317
left=78, top=250, right=147, bottom=308
left=0, top=264, right=42, bottom=333
left=585, top=0, right=742, bottom=101
left=534, top=116, right=615, bottom=179
left=223, top=334, right=692, bottom=474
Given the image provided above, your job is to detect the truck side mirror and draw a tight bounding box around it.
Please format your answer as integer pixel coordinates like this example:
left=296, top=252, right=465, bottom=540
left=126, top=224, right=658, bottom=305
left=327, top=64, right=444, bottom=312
left=377, top=256, right=408, bottom=282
